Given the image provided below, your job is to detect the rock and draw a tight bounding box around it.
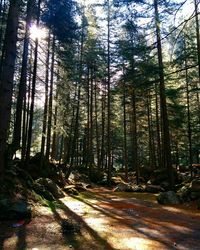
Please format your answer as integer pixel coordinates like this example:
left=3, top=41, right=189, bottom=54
left=111, top=176, right=125, bottom=185
left=131, top=185, right=145, bottom=192
left=36, top=178, right=64, bottom=199
left=177, top=186, right=190, bottom=202
left=74, top=183, right=87, bottom=191
left=113, top=183, right=133, bottom=192
left=63, top=185, right=79, bottom=195
left=0, top=199, right=31, bottom=220
left=33, top=182, right=55, bottom=201
left=157, top=191, right=181, bottom=205
left=145, top=184, right=164, bottom=193
left=190, top=192, right=200, bottom=200
left=160, top=181, right=170, bottom=190
left=149, top=168, right=178, bottom=185
left=189, top=179, right=200, bottom=192
left=10, top=200, right=31, bottom=219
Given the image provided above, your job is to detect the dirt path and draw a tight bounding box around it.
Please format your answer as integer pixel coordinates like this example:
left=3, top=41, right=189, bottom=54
left=1, top=187, right=200, bottom=250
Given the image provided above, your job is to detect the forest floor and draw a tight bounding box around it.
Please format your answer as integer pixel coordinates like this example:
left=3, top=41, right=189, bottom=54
left=0, top=187, right=200, bottom=250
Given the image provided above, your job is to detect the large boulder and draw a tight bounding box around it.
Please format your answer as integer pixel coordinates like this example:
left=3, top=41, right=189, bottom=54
left=149, top=168, right=178, bottom=186
left=157, top=191, right=181, bottom=205
left=0, top=199, right=31, bottom=220
left=177, top=186, right=190, bottom=202
left=33, top=182, right=55, bottom=201
left=36, top=178, right=65, bottom=199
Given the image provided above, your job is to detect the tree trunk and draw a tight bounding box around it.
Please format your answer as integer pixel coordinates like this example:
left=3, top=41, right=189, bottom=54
left=155, top=82, right=162, bottom=168
left=123, top=79, right=128, bottom=181
left=0, top=0, right=7, bottom=74
left=0, top=0, right=22, bottom=181
left=89, top=67, right=94, bottom=168
left=131, top=88, right=139, bottom=184
left=21, top=52, right=32, bottom=160
left=100, top=91, right=106, bottom=169
left=184, top=39, right=193, bottom=177
left=26, top=0, right=41, bottom=160
left=68, top=15, right=84, bottom=173
left=107, top=0, right=112, bottom=185
left=12, top=0, right=35, bottom=153
left=154, top=0, right=174, bottom=188
left=69, top=85, right=81, bottom=169
left=51, top=85, right=58, bottom=160
left=95, top=79, right=100, bottom=169
left=46, top=34, right=55, bottom=160
left=41, top=30, right=50, bottom=159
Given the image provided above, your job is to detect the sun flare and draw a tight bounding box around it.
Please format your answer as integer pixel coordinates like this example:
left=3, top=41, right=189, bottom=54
left=30, top=24, right=46, bottom=40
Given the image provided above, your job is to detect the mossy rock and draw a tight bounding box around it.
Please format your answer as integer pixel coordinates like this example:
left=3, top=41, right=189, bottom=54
left=36, top=178, right=64, bottom=199
left=177, top=186, right=191, bottom=202
left=149, top=168, right=178, bottom=185
left=33, top=182, right=55, bottom=201
left=28, top=190, right=49, bottom=207
left=157, top=191, right=181, bottom=205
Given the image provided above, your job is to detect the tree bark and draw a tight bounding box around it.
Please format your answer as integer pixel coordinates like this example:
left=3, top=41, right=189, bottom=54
left=184, top=39, right=193, bottom=177
left=12, top=0, right=35, bottom=153
left=154, top=0, right=174, bottom=188
left=41, top=30, right=50, bottom=159
left=107, top=0, right=112, bottom=185
left=51, top=85, right=58, bottom=160
left=46, top=34, right=55, bottom=160
left=131, top=88, right=139, bottom=185
left=95, top=79, right=100, bottom=169
left=26, top=0, right=41, bottom=160
left=0, top=0, right=22, bottom=181
left=123, top=79, right=128, bottom=181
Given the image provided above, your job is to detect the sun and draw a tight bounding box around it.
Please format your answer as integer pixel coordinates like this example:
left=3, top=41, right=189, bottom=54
left=30, top=24, right=47, bottom=40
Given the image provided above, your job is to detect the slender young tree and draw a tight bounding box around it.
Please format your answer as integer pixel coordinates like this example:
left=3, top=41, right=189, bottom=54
left=26, top=0, right=41, bottom=160
left=41, top=30, right=51, bottom=161
left=46, top=34, right=55, bottom=160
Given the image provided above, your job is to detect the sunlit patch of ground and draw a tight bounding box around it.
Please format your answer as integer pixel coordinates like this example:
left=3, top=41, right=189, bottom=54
left=1, top=188, right=200, bottom=250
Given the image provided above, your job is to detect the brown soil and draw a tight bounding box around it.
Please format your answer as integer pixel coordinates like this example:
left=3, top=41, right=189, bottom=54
left=0, top=187, right=200, bottom=250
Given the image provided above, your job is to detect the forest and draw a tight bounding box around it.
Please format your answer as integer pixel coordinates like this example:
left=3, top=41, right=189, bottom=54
left=0, top=0, right=200, bottom=249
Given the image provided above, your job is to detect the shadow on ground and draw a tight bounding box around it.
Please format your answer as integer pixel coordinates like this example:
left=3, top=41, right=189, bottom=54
left=1, top=187, right=200, bottom=250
